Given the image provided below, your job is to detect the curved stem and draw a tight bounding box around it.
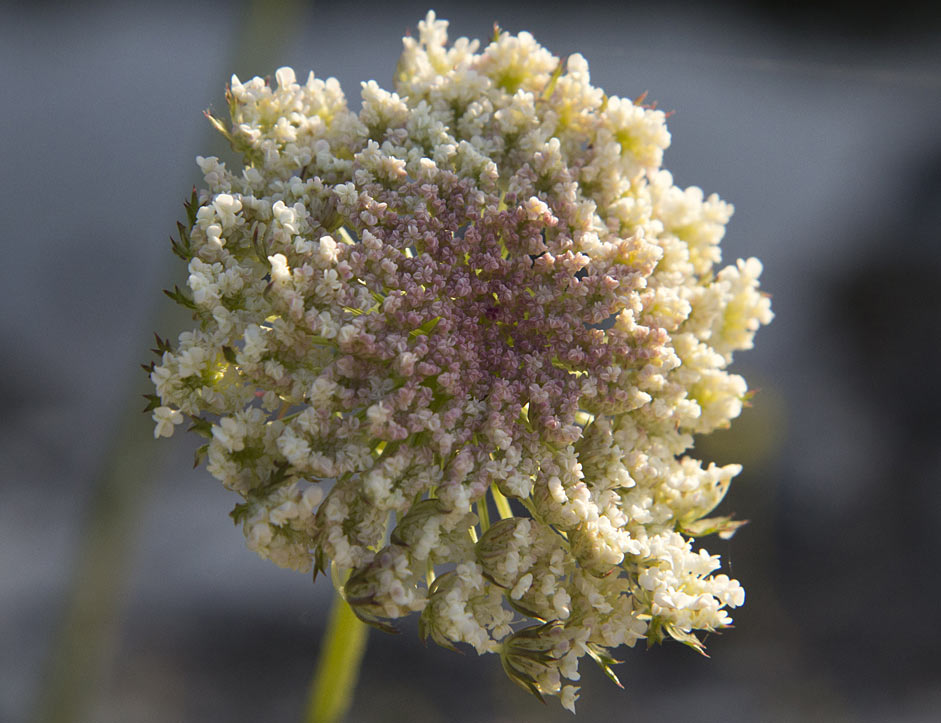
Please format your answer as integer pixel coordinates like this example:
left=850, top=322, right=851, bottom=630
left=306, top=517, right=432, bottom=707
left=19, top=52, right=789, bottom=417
left=305, top=591, right=369, bottom=723
left=491, top=484, right=513, bottom=519
left=476, top=496, right=491, bottom=534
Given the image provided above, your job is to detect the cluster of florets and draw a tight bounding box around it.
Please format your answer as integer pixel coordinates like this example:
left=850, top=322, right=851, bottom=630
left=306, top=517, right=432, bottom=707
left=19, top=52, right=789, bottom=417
left=146, top=11, right=771, bottom=711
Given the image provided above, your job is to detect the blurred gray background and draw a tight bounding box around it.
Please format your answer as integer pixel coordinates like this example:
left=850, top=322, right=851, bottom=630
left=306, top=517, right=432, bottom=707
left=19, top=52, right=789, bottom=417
left=3, top=0, right=940, bottom=721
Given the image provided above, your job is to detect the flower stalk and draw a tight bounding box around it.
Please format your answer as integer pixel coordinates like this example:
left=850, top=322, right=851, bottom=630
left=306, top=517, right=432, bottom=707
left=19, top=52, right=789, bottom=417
left=306, top=591, right=369, bottom=723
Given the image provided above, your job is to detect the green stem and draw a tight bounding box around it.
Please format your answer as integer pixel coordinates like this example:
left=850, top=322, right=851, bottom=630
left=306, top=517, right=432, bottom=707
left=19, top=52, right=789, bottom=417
left=305, top=591, right=369, bottom=723
left=33, top=405, right=156, bottom=723
left=476, top=496, right=491, bottom=534
left=491, top=484, right=513, bottom=519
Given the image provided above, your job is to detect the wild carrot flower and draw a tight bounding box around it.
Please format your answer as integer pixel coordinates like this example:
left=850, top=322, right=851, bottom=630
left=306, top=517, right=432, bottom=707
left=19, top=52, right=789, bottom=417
left=146, top=11, right=772, bottom=711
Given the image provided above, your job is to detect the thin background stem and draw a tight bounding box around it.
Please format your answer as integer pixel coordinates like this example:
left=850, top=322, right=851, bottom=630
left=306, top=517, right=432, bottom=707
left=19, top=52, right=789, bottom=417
left=32, top=1, right=304, bottom=721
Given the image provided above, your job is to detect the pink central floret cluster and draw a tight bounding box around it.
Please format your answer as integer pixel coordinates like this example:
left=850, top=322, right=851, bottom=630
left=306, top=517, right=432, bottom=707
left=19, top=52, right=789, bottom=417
left=333, top=170, right=662, bottom=457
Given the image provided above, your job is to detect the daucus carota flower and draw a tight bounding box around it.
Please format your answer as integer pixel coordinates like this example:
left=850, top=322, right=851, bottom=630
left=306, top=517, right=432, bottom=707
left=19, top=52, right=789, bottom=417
left=145, top=10, right=772, bottom=711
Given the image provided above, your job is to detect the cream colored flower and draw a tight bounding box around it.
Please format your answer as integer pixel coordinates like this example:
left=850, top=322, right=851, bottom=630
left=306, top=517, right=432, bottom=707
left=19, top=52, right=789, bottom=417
left=148, top=11, right=772, bottom=710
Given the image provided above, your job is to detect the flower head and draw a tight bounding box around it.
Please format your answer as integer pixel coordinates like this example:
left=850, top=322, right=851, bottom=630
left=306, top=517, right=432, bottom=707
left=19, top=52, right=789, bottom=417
left=149, top=11, right=772, bottom=710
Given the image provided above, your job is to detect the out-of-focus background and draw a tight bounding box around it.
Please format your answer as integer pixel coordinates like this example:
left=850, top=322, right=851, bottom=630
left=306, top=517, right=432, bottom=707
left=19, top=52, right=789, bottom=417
left=3, top=0, right=940, bottom=721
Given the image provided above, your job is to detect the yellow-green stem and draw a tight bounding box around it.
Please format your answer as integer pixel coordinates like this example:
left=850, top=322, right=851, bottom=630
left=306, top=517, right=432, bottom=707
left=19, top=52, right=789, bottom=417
left=491, top=484, right=513, bottom=519
left=476, top=497, right=491, bottom=534
left=305, top=591, right=369, bottom=723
